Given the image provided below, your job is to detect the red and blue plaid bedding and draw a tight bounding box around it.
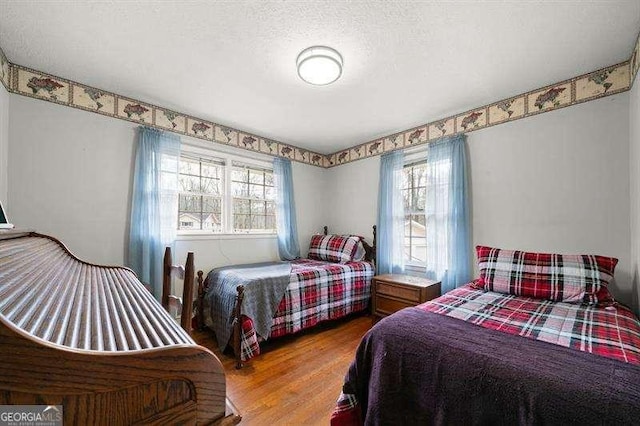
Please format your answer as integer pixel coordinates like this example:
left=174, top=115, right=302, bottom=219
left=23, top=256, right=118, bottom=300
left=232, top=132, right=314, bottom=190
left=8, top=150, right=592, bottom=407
left=239, top=259, right=374, bottom=361
left=420, top=284, right=640, bottom=365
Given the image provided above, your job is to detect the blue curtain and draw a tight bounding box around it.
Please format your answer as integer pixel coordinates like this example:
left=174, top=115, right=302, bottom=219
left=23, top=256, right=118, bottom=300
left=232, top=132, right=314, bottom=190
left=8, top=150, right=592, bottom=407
left=128, top=127, right=180, bottom=298
left=377, top=150, right=405, bottom=274
left=274, top=157, right=300, bottom=260
left=425, top=135, right=471, bottom=293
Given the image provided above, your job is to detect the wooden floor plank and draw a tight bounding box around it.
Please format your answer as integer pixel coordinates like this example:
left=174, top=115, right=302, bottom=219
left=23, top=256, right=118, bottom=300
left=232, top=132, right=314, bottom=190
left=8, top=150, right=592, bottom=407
left=193, top=314, right=372, bottom=425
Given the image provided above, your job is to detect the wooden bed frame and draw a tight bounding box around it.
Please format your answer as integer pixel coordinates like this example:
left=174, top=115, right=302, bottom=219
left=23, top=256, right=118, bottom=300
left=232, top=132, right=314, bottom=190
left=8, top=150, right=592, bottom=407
left=0, top=230, right=239, bottom=425
left=195, top=225, right=377, bottom=369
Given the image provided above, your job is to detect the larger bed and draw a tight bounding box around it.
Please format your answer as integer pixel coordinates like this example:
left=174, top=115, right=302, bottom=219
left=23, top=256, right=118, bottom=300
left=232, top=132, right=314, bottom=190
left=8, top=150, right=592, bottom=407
left=332, top=245, right=640, bottom=425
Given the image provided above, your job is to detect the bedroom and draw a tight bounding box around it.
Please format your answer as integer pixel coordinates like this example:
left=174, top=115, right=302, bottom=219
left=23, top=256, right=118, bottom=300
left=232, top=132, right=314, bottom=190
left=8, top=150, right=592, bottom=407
left=0, top=0, right=639, bottom=424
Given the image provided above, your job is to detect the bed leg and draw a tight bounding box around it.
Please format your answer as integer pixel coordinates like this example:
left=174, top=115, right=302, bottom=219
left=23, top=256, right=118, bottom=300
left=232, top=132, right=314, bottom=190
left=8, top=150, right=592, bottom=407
left=233, top=285, right=245, bottom=369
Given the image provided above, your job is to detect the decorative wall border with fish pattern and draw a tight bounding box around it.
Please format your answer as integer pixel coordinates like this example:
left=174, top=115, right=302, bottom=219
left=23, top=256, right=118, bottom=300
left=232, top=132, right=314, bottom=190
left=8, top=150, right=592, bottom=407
left=1, top=58, right=327, bottom=168
left=326, top=59, right=633, bottom=167
left=0, top=27, right=639, bottom=169
left=0, top=45, right=10, bottom=92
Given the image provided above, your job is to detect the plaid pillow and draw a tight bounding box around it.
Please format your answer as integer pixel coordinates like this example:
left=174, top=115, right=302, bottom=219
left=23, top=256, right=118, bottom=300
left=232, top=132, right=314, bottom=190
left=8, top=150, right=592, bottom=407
left=476, top=245, right=617, bottom=305
left=308, top=234, right=361, bottom=264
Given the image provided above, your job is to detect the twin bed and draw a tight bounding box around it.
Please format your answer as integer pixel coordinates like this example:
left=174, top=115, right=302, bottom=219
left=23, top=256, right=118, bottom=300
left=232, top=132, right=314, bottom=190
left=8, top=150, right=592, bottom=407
left=196, top=226, right=376, bottom=368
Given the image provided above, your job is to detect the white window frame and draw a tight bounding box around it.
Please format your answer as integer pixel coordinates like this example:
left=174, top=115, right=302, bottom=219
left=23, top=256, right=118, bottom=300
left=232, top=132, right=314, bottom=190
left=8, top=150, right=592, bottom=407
left=402, top=147, right=428, bottom=270
left=177, top=142, right=277, bottom=238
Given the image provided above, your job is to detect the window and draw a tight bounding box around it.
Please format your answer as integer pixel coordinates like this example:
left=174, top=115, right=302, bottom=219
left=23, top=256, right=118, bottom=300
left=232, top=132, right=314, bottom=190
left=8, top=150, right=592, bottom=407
left=178, top=156, right=223, bottom=232
left=231, top=164, right=276, bottom=232
left=402, top=161, right=427, bottom=265
left=176, top=152, right=276, bottom=234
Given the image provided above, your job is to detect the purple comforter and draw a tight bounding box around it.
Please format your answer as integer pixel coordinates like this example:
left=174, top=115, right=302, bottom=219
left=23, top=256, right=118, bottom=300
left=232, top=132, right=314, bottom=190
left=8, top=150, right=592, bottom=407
left=341, top=308, right=640, bottom=425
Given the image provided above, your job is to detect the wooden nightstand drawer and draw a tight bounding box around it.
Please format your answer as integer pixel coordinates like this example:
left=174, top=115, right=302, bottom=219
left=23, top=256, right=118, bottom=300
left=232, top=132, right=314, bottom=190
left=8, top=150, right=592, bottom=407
left=376, top=282, right=421, bottom=303
left=372, top=274, right=441, bottom=322
left=376, top=296, right=415, bottom=316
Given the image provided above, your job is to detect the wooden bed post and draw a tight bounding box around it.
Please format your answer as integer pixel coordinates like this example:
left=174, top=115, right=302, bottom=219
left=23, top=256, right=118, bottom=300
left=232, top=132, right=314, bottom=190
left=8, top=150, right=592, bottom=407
left=197, top=270, right=205, bottom=330
left=233, top=285, right=245, bottom=369
left=162, top=247, right=172, bottom=310
left=372, top=225, right=377, bottom=248
left=181, top=252, right=195, bottom=335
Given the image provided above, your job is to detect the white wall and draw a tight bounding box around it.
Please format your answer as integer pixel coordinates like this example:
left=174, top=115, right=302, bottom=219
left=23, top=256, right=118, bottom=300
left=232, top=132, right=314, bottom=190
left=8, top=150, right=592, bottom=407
left=630, top=79, right=640, bottom=314
left=8, top=95, right=327, bottom=277
left=328, top=94, right=634, bottom=308
left=324, top=155, right=379, bottom=241
left=0, top=84, right=9, bottom=205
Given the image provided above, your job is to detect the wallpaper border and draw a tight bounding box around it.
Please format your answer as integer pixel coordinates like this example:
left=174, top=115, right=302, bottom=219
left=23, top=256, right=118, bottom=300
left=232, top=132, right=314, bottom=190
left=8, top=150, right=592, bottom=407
left=1, top=27, right=639, bottom=168
left=326, top=59, right=633, bottom=167
left=5, top=62, right=326, bottom=168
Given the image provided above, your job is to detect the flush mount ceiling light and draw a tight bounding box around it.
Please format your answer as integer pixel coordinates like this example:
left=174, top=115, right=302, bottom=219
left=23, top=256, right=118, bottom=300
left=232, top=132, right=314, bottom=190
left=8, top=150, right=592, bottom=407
left=296, top=46, right=343, bottom=86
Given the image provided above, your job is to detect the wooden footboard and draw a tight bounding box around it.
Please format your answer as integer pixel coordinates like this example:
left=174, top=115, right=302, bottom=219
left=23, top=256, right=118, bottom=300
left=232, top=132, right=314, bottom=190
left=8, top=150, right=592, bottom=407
left=0, top=232, right=232, bottom=425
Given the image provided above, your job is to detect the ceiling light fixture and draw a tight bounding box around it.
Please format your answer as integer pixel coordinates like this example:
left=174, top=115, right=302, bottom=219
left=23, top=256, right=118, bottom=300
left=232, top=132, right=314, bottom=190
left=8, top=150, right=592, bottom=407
left=296, top=46, right=343, bottom=86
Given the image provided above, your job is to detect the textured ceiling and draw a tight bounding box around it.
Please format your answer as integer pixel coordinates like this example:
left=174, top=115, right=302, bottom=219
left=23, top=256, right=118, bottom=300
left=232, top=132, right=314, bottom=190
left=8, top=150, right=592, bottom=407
left=0, top=1, right=638, bottom=154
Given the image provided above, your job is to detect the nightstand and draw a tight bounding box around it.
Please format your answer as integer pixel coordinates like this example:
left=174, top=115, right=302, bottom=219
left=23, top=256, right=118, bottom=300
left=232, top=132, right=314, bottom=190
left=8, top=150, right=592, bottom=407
left=372, top=274, right=441, bottom=322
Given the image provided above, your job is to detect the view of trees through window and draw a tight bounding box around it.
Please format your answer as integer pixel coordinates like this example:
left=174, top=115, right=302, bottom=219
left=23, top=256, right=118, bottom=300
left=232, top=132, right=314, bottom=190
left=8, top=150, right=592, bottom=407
left=402, top=162, right=427, bottom=264
left=178, top=157, right=223, bottom=231
left=231, top=166, right=276, bottom=232
left=177, top=156, right=276, bottom=233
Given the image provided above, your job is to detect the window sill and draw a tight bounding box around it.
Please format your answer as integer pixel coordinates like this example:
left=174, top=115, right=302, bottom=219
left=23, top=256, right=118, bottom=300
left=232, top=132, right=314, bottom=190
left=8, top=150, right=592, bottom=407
left=175, top=232, right=278, bottom=241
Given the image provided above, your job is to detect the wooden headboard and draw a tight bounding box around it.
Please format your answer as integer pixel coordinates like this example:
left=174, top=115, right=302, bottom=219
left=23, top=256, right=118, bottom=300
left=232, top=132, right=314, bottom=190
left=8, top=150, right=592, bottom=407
left=323, top=225, right=377, bottom=265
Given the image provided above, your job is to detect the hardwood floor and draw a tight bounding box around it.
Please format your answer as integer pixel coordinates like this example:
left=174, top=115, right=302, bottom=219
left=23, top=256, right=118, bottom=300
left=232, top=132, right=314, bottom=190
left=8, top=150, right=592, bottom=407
left=193, top=314, right=372, bottom=425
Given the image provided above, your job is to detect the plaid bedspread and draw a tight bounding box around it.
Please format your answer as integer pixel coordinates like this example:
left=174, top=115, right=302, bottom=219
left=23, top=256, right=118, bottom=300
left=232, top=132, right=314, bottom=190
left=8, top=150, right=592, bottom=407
left=237, top=259, right=374, bottom=362
left=420, top=284, right=640, bottom=365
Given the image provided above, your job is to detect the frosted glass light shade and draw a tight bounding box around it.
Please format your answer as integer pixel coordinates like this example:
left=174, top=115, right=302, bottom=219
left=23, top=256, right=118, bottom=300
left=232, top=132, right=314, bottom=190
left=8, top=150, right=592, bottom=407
left=296, top=46, right=343, bottom=85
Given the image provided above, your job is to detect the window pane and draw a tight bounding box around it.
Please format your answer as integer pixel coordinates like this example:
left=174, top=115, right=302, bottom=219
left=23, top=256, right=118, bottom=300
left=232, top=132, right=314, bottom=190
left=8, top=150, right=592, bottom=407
left=203, top=196, right=220, bottom=213
left=180, top=159, right=200, bottom=175
left=410, top=237, right=427, bottom=263
left=265, top=186, right=276, bottom=200
left=201, top=177, right=220, bottom=195
left=414, top=187, right=426, bottom=211
left=265, top=173, right=274, bottom=186
left=266, top=201, right=275, bottom=215
left=414, top=164, right=428, bottom=187
left=179, top=194, right=201, bottom=212
left=249, top=184, right=264, bottom=199
left=201, top=163, right=220, bottom=178
left=402, top=188, right=411, bottom=211
left=251, top=215, right=265, bottom=229
left=234, top=214, right=250, bottom=230
left=179, top=175, right=200, bottom=193
left=233, top=182, right=248, bottom=197
left=266, top=215, right=276, bottom=230
left=251, top=200, right=266, bottom=214
left=249, top=170, right=264, bottom=184
left=178, top=213, right=200, bottom=230
left=234, top=199, right=250, bottom=214
left=232, top=169, right=248, bottom=183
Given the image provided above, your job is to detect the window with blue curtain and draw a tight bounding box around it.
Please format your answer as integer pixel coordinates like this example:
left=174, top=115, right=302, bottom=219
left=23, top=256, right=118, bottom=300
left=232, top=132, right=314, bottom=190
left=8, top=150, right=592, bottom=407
left=424, top=135, right=471, bottom=293
left=128, top=126, right=180, bottom=298
left=273, top=157, right=300, bottom=260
